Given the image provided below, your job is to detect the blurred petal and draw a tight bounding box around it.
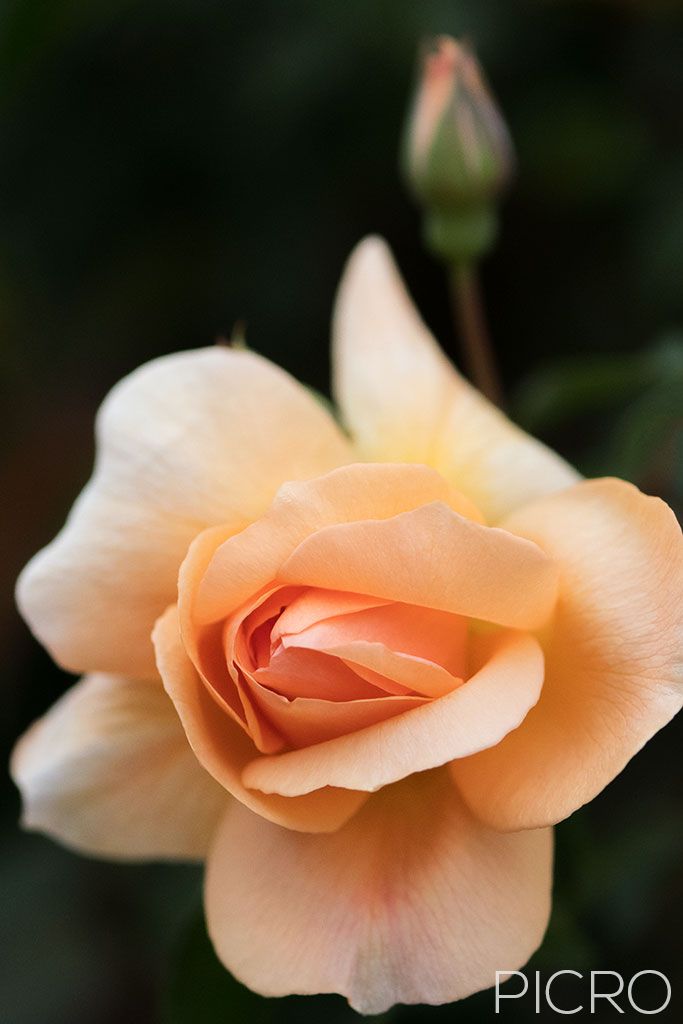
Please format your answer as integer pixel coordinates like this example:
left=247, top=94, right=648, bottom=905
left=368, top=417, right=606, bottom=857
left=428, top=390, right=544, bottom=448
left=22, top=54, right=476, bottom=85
left=332, top=236, right=579, bottom=521
left=453, top=479, right=683, bottom=830
left=154, top=605, right=368, bottom=832
left=17, top=347, right=351, bottom=678
left=280, top=502, right=559, bottom=631
left=243, top=631, right=544, bottom=795
left=10, top=673, right=227, bottom=860
left=205, top=769, right=552, bottom=1014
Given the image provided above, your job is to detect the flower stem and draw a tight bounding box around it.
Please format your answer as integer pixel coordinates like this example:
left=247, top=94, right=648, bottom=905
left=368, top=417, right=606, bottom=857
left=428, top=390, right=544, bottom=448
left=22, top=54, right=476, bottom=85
left=449, top=263, right=503, bottom=407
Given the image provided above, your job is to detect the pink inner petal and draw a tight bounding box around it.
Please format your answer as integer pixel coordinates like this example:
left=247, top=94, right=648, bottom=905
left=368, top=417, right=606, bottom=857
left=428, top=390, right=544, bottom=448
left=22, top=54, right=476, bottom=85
left=205, top=582, right=472, bottom=754
left=282, top=601, right=467, bottom=677
left=255, top=646, right=388, bottom=702
left=244, top=672, right=429, bottom=747
left=337, top=643, right=462, bottom=698
left=272, top=588, right=392, bottom=645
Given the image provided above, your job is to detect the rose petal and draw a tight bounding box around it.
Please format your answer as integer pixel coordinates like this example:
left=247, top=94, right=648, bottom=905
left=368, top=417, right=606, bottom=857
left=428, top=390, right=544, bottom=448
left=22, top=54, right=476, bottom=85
left=205, top=769, right=553, bottom=1014
left=244, top=677, right=427, bottom=747
left=154, top=605, right=368, bottom=832
left=242, top=630, right=544, bottom=795
left=282, top=601, right=467, bottom=693
left=17, top=347, right=351, bottom=678
left=332, top=236, right=579, bottom=521
left=192, top=462, right=482, bottom=625
left=256, top=646, right=388, bottom=701
left=272, top=588, right=392, bottom=644
left=224, top=586, right=385, bottom=750
left=279, top=502, right=559, bottom=631
left=452, top=478, right=683, bottom=830
left=338, top=656, right=428, bottom=696
left=281, top=600, right=465, bottom=666
left=10, top=673, right=227, bottom=860
left=332, top=643, right=460, bottom=698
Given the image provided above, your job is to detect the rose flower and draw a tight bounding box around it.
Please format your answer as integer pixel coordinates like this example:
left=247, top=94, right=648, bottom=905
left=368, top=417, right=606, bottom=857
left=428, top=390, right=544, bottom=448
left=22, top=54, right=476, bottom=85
left=12, top=238, right=682, bottom=1014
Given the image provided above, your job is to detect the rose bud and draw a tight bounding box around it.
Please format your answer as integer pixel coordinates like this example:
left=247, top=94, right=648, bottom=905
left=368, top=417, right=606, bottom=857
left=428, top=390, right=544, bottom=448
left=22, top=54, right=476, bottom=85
left=402, top=35, right=515, bottom=263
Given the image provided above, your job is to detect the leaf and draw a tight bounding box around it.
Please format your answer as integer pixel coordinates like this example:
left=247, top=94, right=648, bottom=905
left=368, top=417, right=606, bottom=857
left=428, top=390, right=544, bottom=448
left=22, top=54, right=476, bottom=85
left=512, top=353, right=647, bottom=435
left=607, top=380, right=683, bottom=487
left=511, top=333, right=683, bottom=437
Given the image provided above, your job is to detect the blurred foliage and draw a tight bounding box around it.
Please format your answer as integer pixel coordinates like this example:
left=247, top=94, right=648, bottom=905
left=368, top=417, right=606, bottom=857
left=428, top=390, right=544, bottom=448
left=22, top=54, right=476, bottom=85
left=512, top=332, right=683, bottom=491
left=2, top=0, right=682, bottom=1022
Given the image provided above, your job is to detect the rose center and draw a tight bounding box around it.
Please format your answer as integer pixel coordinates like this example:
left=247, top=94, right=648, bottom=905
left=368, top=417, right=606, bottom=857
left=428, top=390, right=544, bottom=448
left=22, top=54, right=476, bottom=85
left=194, top=584, right=471, bottom=753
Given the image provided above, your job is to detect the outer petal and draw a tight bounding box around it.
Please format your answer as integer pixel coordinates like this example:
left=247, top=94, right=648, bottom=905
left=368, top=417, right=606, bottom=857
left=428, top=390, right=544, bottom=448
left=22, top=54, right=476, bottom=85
left=154, top=605, right=368, bottom=832
left=279, top=502, right=559, bottom=631
left=452, top=479, right=683, bottom=831
left=332, top=236, right=579, bottom=521
left=193, top=462, right=481, bottom=625
left=242, top=631, right=544, bottom=795
left=205, top=769, right=553, bottom=1014
left=10, top=673, right=227, bottom=860
left=17, top=347, right=352, bottom=678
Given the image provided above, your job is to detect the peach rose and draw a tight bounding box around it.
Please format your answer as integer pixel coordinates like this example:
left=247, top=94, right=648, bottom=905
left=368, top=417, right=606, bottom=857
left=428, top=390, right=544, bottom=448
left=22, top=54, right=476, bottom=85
left=12, top=238, right=682, bottom=1014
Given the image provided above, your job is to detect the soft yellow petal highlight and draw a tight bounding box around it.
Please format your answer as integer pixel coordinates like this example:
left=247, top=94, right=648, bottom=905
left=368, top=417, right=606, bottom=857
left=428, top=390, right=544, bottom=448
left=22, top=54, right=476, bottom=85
left=333, top=236, right=579, bottom=521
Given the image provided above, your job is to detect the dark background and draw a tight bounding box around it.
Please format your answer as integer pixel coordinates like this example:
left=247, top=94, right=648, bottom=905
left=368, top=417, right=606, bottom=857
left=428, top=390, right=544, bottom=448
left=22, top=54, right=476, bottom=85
left=2, top=1, right=682, bottom=1022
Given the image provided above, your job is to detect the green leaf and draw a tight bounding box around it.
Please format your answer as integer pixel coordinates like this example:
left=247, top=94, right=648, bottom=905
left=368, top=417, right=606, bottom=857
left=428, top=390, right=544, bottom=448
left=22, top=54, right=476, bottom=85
left=511, top=333, right=683, bottom=436
left=607, top=380, right=683, bottom=486
left=511, top=354, right=648, bottom=434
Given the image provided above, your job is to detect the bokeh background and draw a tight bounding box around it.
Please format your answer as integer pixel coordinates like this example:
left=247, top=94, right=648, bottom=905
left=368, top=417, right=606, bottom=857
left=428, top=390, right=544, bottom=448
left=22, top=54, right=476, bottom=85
left=2, top=0, right=682, bottom=1021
